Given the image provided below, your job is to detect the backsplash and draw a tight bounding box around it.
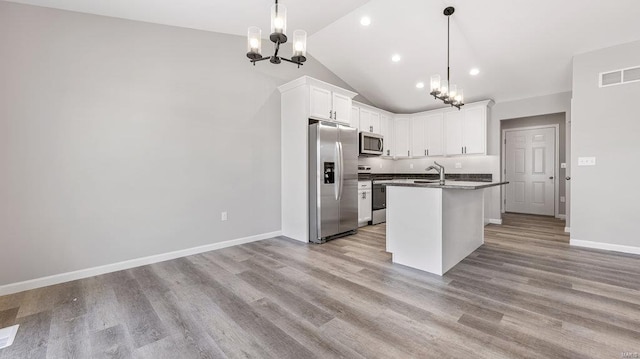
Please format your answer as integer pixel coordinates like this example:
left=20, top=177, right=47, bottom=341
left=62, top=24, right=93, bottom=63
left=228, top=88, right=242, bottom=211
left=358, top=173, right=493, bottom=182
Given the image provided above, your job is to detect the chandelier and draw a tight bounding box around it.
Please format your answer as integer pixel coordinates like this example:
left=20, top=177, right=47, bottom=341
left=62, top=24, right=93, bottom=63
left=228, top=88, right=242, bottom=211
left=430, top=7, right=464, bottom=109
left=246, top=0, right=307, bottom=68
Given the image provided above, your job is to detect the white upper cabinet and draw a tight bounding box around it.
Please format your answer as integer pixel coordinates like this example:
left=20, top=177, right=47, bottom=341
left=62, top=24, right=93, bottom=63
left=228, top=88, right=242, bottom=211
left=309, top=86, right=333, bottom=121
left=394, top=117, right=411, bottom=158
left=425, top=113, right=445, bottom=157
left=444, top=110, right=464, bottom=155
left=411, top=116, right=427, bottom=157
left=444, top=104, right=488, bottom=156
left=332, top=92, right=352, bottom=124
left=380, top=114, right=393, bottom=157
left=350, top=106, right=360, bottom=131
left=461, top=106, right=486, bottom=155
left=359, top=108, right=381, bottom=134
left=303, top=79, right=356, bottom=125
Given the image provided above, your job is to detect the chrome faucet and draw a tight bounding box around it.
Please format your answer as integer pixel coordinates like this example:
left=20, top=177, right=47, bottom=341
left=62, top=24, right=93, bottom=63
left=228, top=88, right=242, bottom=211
left=425, top=161, right=445, bottom=185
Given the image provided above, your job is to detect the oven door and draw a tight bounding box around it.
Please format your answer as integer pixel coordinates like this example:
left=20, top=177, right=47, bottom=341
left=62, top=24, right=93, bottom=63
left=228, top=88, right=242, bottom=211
left=372, top=182, right=386, bottom=211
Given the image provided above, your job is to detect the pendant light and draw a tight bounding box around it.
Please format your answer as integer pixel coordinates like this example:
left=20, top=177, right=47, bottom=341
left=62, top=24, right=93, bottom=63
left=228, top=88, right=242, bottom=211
left=430, top=7, right=464, bottom=109
left=246, top=0, right=307, bottom=68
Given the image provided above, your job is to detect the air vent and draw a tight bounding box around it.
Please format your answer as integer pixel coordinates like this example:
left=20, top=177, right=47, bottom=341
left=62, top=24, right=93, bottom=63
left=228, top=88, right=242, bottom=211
left=600, top=66, right=640, bottom=87
left=623, top=67, right=640, bottom=83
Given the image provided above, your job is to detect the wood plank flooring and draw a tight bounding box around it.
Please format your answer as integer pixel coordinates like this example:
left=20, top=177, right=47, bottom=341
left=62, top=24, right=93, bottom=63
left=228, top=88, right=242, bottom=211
left=1, top=213, right=640, bottom=358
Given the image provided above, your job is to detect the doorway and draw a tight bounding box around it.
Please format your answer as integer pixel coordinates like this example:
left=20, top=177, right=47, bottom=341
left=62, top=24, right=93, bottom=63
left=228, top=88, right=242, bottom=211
left=504, top=127, right=557, bottom=216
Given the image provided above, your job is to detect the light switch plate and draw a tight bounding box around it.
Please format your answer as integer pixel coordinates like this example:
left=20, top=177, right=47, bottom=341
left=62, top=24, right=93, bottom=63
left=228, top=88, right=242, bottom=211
left=560, top=163, right=566, bottom=169
left=560, top=196, right=566, bottom=203
left=409, top=163, right=414, bottom=169
left=578, top=157, right=596, bottom=166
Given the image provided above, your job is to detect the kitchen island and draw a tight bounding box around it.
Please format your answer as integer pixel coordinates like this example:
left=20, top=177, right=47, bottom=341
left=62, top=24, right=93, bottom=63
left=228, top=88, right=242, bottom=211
left=385, top=181, right=508, bottom=276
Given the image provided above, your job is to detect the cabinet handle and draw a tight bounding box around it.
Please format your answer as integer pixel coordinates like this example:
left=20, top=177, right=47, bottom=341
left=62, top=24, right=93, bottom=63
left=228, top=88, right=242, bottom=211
left=387, top=149, right=390, bottom=156
left=407, top=150, right=410, bottom=157
left=370, top=126, right=373, bottom=132
left=329, top=110, right=333, bottom=119
left=465, top=146, right=467, bottom=154
left=461, top=146, right=464, bottom=154
left=427, top=149, right=429, bottom=156
left=424, top=149, right=426, bottom=156
left=362, top=192, right=366, bottom=199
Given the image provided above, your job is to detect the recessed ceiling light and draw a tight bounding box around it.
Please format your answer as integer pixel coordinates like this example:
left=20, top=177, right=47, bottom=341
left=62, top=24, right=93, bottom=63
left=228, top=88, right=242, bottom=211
left=470, top=68, right=480, bottom=76
left=360, top=16, right=371, bottom=26
left=391, top=54, right=401, bottom=62
left=416, top=82, right=425, bottom=89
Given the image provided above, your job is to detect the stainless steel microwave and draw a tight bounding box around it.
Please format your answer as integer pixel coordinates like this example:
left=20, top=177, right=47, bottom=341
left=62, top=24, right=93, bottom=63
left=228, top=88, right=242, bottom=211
left=359, top=131, right=384, bottom=156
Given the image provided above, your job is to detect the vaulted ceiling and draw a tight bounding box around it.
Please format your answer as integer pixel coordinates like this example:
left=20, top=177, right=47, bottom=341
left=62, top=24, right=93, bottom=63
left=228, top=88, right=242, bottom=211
left=7, top=0, right=640, bottom=113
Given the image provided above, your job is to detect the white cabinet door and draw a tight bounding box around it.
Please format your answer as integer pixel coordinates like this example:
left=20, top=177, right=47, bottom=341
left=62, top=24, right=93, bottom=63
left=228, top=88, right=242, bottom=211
left=359, top=108, right=372, bottom=133
left=394, top=118, right=411, bottom=158
left=350, top=106, right=360, bottom=131
left=462, top=106, right=486, bottom=154
left=425, top=113, right=444, bottom=156
left=332, top=92, right=352, bottom=125
left=369, top=111, right=381, bottom=134
left=309, top=86, right=332, bottom=121
left=411, top=116, right=427, bottom=157
left=380, top=115, right=393, bottom=157
left=444, top=111, right=463, bottom=155
left=358, top=190, right=372, bottom=224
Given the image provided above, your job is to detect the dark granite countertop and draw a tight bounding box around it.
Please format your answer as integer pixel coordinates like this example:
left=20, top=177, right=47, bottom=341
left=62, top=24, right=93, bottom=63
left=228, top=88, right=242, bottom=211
left=357, top=173, right=493, bottom=182
left=386, top=181, right=508, bottom=190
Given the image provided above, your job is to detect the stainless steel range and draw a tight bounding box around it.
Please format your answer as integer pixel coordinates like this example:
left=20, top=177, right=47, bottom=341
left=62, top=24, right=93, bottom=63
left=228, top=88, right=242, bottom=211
left=371, top=179, right=393, bottom=224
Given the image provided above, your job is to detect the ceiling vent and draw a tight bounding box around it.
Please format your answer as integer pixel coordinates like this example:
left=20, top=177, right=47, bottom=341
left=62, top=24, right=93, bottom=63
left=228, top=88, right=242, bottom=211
left=600, top=66, right=640, bottom=87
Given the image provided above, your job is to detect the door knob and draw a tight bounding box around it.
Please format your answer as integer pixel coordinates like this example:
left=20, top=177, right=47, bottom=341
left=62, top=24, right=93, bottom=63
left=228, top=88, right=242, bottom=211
left=549, top=176, right=554, bottom=180
left=566, top=176, right=571, bottom=181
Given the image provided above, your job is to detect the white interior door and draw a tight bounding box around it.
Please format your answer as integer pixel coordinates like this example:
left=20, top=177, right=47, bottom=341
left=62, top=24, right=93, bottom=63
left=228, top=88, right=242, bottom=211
left=505, top=128, right=556, bottom=216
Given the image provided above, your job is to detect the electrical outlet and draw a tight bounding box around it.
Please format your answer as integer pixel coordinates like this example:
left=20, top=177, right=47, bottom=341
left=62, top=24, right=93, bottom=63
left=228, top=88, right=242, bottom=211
left=560, top=196, right=566, bottom=203
left=560, top=163, right=567, bottom=169
left=379, top=163, right=383, bottom=169
left=409, top=163, right=414, bottom=169
left=455, top=163, right=462, bottom=169
left=578, top=157, right=596, bottom=166
left=221, top=212, right=228, bottom=221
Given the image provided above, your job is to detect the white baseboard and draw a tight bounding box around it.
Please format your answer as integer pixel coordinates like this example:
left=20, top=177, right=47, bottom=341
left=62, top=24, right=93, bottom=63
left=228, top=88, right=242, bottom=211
left=557, top=214, right=567, bottom=220
left=570, top=239, right=640, bottom=256
left=564, top=227, right=570, bottom=233
left=487, top=218, right=503, bottom=225
left=0, top=230, right=282, bottom=296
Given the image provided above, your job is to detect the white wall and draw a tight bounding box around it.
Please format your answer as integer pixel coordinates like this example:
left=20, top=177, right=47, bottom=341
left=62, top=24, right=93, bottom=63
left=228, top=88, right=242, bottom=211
left=571, top=40, right=640, bottom=252
left=0, top=2, right=368, bottom=287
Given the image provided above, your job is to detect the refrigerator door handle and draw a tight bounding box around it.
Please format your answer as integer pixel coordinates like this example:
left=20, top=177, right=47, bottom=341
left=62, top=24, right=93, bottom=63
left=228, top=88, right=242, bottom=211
left=337, top=141, right=344, bottom=201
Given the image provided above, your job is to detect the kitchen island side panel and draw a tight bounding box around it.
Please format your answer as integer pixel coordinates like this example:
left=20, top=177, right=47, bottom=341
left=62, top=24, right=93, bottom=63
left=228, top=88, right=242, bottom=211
left=386, top=186, right=443, bottom=274
left=442, top=189, right=485, bottom=274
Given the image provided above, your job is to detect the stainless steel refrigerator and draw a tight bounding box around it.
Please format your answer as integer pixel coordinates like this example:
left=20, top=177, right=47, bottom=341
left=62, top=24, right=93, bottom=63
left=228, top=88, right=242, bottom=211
left=309, top=122, right=358, bottom=243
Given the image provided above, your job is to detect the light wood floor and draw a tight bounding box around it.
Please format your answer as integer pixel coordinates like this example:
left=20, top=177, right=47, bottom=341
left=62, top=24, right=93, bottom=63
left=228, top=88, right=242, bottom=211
left=1, top=213, right=640, bottom=358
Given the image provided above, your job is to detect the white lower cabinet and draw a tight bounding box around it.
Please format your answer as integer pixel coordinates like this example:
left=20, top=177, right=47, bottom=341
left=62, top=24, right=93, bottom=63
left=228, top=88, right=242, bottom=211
left=358, top=181, right=372, bottom=227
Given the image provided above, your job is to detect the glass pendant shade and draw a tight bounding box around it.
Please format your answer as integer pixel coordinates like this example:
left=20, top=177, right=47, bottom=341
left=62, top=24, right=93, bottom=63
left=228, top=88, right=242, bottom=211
left=455, top=89, right=464, bottom=104
left=271, top=3, right=287, bottom=35
left=448, top=84, right=457, bottom=102
left=246, top=26, right=262, bottom=59
left=440, top=79, right=449, bottom=98
left=430, top=75, right=441, bottom=94
left=292, top=30, right=307, bottom=62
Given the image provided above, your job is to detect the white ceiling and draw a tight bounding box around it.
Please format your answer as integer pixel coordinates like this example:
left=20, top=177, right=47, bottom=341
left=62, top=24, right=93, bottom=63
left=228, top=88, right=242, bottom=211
left=6, top=0, right=640, bottom=113
left=4, top=0, right=370, bottom=36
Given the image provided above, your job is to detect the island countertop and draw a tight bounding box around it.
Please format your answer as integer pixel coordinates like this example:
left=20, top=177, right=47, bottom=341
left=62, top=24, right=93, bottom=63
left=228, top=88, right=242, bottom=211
left=385, top=181, right=509, bottom=190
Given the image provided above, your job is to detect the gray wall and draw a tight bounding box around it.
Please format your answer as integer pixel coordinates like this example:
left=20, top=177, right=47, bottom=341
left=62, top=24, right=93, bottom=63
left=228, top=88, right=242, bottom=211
left=571, top=40, right=640, bottom=248
left=0, top=1, right=368, bottom=286
left=501, top=113, right=567, bottom=215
